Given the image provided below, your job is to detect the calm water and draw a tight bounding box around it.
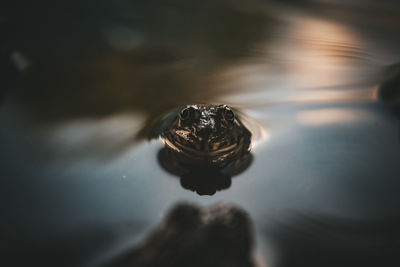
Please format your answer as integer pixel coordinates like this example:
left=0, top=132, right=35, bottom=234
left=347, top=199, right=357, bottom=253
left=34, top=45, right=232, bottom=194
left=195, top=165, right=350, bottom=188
left=1, top=1, right=400, bottom=266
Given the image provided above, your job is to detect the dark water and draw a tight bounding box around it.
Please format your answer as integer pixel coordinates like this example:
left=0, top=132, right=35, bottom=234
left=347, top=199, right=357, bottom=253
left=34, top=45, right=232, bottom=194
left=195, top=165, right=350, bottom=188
left=1, top=0, right=400, bottom=266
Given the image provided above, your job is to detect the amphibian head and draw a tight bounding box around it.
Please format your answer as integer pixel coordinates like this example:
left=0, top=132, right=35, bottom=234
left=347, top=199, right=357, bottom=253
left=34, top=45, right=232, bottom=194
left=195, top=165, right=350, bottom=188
left=160, top=104, right=251, bottom=167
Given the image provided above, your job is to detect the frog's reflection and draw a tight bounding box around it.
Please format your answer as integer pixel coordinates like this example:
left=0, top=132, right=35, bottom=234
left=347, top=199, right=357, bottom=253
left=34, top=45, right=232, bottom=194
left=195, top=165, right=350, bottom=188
left=158, top=148, right=253, bottom=195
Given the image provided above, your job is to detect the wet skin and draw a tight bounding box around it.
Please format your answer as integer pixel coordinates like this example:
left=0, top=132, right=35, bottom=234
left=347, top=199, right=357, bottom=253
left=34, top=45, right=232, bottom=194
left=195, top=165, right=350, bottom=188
left=160, top=104, right=252, bottom=167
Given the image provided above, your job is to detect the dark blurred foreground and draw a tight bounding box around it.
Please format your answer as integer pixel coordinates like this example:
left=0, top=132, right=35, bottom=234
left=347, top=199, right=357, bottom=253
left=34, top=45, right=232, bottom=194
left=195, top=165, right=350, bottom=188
left=4, top=202, right=400, bottom=267
left=105, top=203, right=255, bottom=267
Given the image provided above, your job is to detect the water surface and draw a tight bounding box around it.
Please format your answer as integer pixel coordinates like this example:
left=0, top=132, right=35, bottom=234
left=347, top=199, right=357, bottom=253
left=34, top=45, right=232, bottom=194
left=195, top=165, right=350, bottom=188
left=1, top=1, right=400, bottom=266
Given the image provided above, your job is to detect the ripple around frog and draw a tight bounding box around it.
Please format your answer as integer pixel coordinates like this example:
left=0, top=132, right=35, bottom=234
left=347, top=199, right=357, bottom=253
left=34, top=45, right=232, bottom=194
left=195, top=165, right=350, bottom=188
left=152, top=104, right=265, bottom=195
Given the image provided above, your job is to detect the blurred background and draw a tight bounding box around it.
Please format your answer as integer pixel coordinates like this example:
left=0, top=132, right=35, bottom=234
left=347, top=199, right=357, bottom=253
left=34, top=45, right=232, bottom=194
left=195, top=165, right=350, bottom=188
left=1, top=0, right=400, bottom=266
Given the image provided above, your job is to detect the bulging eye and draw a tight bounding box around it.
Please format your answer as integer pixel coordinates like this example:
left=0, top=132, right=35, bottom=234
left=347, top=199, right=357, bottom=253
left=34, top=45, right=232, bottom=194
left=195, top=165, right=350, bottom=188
left=223, top=108, right=235, bottom=122
left=179, top=107, right=191, bottom=121
left=218, top=105, right=235, bottom=122
left=179, top=106, right=200, bottom=122
left=218, top=105, right=235, bottom=126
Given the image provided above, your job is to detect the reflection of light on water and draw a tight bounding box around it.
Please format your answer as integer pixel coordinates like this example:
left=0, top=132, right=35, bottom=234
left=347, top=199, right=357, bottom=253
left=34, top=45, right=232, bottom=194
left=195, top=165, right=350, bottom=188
left=285, top=17, right=367, bottom=89
left=219, top=16, right=379, bottom=106
left=296, top=108, right=371, bottom=126
left=370, top=85, right=380, bottom=101
left=251, top=126, right=269, bottom=149
left=237, top=110, right=270, bottom=148
left=49, top=113, right=145, bottom=156
left=288, top=88, right=376, bottom=103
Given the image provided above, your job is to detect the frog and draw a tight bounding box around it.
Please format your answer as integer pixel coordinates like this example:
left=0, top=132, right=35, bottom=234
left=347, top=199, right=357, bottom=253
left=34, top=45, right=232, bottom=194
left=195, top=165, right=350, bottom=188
left=156, top=104, right=253, bottom=195
left=159, top=104, right=252, bottom=166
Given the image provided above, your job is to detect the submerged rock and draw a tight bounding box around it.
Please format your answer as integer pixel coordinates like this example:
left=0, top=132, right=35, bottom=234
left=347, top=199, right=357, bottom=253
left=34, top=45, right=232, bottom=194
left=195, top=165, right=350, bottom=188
left=105, top=203, right=256, bottom=267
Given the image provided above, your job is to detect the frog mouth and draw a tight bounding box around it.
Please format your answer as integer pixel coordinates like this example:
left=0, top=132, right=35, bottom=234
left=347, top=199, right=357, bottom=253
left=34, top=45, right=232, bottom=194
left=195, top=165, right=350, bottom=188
left=162, top=137, right=241, bottom=157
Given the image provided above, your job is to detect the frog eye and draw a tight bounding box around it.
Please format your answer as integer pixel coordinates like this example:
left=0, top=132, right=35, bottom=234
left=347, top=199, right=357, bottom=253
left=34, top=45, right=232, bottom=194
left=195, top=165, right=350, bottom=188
left=218, top=105, right=235, bottom=124
left=223, top=108, right=235, bottom=122
left=179, top=107, right=191, bottom=121
left=179, top=106, right=200, bottom=122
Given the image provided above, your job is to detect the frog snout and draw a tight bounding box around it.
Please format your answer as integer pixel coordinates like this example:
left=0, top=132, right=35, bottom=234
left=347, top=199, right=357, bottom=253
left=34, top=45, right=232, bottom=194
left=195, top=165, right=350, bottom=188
left=198, top=126, right=212, bottom=137
left=196, top=126, right=214, bottom=151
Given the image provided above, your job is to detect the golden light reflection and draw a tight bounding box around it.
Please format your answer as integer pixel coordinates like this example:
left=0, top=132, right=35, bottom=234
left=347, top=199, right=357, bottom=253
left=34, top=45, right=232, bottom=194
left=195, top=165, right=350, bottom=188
left=370, top=85, right=381, bottom=101
left=288, top=88, right=376, bottom=103
left=296, top=108, right=371, bottom=126
left=219, top=16, right=379, bottom=106
left=285, top=17, right=367, bottom=89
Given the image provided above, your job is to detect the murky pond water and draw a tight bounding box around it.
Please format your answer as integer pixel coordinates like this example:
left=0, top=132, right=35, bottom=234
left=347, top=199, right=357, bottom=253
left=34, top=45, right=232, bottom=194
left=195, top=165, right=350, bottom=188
left=1, top=1, right=400, bottom=266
